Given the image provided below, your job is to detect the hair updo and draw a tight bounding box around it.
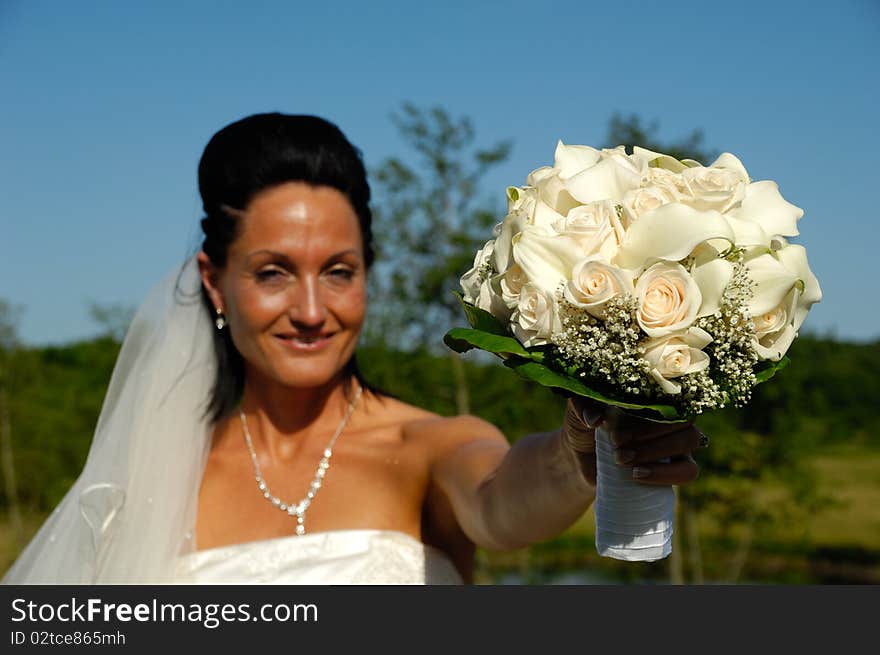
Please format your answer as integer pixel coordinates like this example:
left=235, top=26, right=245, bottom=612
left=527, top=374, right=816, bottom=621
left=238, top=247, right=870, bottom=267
left=198, top=113, right=376, bottom=422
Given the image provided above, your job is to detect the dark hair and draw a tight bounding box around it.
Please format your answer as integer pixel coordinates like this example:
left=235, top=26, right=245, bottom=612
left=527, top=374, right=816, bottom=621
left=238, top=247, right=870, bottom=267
left=198, top=113, right=378, bottom=422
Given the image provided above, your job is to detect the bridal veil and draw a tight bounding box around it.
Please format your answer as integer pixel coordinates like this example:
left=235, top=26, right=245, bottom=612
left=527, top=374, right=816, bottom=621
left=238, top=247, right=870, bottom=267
left=2, top=256, right=214, bottom=583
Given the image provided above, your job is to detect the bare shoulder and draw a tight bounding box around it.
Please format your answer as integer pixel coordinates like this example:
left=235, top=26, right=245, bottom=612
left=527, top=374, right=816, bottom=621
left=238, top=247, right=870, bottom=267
left=403, top=411, right=509, bottom=461
left=363, top=392, right=507, bottom=455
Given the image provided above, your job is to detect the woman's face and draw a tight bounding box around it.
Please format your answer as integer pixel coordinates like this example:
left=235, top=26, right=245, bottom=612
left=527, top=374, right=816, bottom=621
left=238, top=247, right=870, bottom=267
left=200, top=182, right=367, bottom=390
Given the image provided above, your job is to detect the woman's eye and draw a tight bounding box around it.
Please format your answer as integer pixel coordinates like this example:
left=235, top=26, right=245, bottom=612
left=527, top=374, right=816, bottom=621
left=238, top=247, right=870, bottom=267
left=256, top=268, right=285, bottom=282
left=328, top=268, right=354, bottom=280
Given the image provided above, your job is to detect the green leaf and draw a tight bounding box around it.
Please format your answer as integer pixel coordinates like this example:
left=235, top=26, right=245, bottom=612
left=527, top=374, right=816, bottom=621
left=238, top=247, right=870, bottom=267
left=447, top=293, right=686, bottom=421
left=443, top=327, right=532, bottom=359
left=454, top=293, right=509, bottom=336
left=754, top=356, right=790, bottom=384
left=502, top=358, right=685, bottom=422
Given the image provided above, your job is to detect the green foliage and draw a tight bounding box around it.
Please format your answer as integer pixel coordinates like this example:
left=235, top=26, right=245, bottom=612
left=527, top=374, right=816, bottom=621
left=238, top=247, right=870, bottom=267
left=368, top=103, right=513, bottom=350
left=605, top=112, right=717, bottom=163
left=2, top=338, right=120, bottom=510
left=88, top=302, right=135, bottom=343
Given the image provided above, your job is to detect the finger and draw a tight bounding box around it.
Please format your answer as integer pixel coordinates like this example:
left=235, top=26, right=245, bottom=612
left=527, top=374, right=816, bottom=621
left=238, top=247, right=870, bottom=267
left=631, top=455, right=699, bottom=486
left=617, top=425, right=704, bottom=465
left=571, top=450, right=597, bottom=487
left=608, top=414, right=693, bottom=446
left=572, top=397, right=605, bottom=428
left=563, top=399, right=595, bottom=454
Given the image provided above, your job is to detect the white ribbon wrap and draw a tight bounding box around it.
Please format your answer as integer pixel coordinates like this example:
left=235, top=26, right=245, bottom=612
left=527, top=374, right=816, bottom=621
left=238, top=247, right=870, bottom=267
left=593, top=424, right=674, bottom=561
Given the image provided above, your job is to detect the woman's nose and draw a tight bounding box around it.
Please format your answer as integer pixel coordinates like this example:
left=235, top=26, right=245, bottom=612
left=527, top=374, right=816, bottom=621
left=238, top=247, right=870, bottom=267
left=288, top=278, right=327, bottom=327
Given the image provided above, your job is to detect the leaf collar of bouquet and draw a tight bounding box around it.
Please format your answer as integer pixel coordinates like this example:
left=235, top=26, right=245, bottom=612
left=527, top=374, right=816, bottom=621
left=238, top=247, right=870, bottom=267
left=446, top=143, right=820, bottom=422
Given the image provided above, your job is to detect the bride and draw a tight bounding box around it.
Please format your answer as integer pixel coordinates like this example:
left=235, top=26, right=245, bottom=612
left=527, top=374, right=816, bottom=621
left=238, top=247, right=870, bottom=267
left=3, top=113, right=703, bottom=584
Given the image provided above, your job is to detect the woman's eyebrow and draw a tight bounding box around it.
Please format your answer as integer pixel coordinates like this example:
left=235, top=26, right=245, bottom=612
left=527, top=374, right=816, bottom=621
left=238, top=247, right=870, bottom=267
left=244, top=250, right=292, bottom=266
left=243, top=249, right=361, bottom=266
left=324, top=249, right=360, bottom=263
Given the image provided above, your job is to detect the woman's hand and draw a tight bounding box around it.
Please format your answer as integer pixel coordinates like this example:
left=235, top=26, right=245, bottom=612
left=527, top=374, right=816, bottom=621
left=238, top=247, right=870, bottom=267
left=562, top=398, right=706, bottom=487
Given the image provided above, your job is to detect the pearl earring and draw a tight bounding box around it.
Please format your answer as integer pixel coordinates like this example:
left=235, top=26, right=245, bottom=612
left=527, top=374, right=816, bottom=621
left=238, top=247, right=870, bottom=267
left=215, top=308, right=227, bottom=330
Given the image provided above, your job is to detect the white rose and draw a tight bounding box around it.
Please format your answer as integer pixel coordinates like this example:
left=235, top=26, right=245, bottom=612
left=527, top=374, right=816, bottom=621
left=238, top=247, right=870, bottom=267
left=563, top=258, right=633, bottom=319
left=750, top=288, right=798, bottom=361
left=511, top=225, right=582, bottom=295
left=643, top=327, right=713, bottom=394
left=622, top=184, right=679, bottom=220
left=682, top=166, right=745, bottom=213
left=635, top=262, right=702, bottom=337
left=553, top=201, right=626, bottom=261
left=499, top=263, right=528, bottom=309
left=511, top=283, right=562, bottom=347
left=460, top=239, right=495, bottom=304
left=643, top=166, right=692, bottom=198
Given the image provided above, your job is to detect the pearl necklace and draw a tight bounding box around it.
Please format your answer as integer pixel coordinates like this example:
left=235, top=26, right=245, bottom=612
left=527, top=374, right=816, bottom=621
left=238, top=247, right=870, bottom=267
left=239, top=385, right=362, bottom=536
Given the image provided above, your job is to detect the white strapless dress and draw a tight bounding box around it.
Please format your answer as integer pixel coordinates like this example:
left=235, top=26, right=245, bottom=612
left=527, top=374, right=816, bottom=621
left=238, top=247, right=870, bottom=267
left=173, top=529, right=464, bottom=585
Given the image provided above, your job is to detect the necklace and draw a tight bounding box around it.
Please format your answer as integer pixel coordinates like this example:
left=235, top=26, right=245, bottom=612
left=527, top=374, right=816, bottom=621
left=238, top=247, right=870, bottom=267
left=239, top=384, right=362, bottom=536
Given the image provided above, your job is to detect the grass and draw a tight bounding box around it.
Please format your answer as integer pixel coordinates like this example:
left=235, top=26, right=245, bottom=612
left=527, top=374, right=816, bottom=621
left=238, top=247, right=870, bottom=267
left=478, top=446, right=880, bottom=584
left=808, top=447, right=880, bottom=547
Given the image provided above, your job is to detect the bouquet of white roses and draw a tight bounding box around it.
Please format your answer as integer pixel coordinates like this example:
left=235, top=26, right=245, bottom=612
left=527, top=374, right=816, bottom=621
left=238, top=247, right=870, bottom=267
left=445, top=141, right=821, bottom=561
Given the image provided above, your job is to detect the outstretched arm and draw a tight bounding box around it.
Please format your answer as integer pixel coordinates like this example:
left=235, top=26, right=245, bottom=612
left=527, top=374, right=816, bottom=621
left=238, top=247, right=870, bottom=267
left=427, top=399, right=703, bottom=552
left=428, top=401, right=596, bottom=551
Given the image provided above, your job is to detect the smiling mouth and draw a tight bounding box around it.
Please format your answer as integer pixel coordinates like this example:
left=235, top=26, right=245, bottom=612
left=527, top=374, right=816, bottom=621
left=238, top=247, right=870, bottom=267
left=274, top=333, right=335, bottom=350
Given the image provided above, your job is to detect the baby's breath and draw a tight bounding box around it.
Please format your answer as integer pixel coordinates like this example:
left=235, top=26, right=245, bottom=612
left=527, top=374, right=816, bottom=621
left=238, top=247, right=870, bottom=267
left=551, top=294, right=653, bottom=401
left=548, top=261, right=760, bottom=417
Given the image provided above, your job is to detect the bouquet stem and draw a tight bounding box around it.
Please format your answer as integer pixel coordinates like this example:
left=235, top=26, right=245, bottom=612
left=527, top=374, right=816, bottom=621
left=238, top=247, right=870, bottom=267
left=593, top=425, right=674, bottom=561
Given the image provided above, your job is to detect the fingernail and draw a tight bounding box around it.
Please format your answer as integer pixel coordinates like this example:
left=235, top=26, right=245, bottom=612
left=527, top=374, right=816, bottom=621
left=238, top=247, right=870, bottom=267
left=615, top=449, right=635, bottom=465
left=632, top=467, right=651, bottom=479
left=582, top=410, right=604, bottom=429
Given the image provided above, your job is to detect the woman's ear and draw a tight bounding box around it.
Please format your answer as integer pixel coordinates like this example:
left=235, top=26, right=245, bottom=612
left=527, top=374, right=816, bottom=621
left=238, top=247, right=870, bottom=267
left=197, top=251, right=224, bottom=313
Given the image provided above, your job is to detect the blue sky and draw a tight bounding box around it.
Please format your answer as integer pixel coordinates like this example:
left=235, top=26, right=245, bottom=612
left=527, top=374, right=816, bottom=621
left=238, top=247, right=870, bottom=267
left=1, top=0, right=878, bottom=344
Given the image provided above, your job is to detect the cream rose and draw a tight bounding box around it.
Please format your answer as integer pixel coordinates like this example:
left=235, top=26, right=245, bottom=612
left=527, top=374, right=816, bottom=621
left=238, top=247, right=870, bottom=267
left=511, top=283, right=562, bottom=347
left=750, top=288, right=798, bottom=361
left=682, top=166, right=745, bottom=213
left=563, top=258, right=633, bottom=318
left=499, top=263, right=528, bottom=309
left=622, top=184, right=679, bottom=221
left=635, top=262, right=702, bottom=337
left=553, top=200, right=625, bottom=261
left=643, top=327, right=713, bottom=394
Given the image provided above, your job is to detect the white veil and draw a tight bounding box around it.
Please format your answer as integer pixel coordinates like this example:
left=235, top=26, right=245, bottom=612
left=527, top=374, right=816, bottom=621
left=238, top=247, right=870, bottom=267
left=2, top=256, right=215, bottom=583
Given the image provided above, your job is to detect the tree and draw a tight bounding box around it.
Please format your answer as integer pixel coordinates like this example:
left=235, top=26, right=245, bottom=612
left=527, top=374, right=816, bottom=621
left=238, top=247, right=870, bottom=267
left=369, top=104, right=512, bottom=414
left=606, top=112, right=716, bottom=163
left=0, top=300, right=24, bottom=549
left=88, top=302, right=134, bottom=343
